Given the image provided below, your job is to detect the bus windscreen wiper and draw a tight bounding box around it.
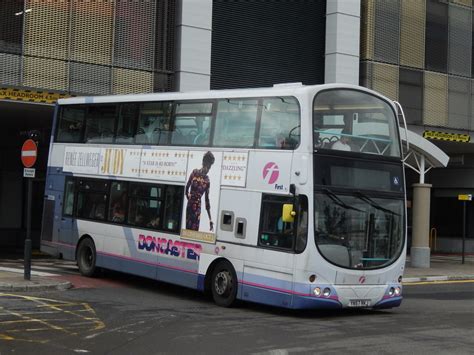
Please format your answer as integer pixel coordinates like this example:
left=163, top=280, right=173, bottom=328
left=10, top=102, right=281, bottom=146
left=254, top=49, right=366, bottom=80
left=322, top=189, right=365, bottom=213
left=354, top=191, right=400, bottom=216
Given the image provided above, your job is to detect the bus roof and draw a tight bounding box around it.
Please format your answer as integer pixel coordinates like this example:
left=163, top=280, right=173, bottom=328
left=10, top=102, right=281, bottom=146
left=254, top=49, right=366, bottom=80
left=58, top=83, right=378, bottom=106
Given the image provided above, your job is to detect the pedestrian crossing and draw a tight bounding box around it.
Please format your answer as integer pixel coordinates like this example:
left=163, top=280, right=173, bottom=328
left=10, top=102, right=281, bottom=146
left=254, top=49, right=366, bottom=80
left=0, top=258, right=79, bottom=276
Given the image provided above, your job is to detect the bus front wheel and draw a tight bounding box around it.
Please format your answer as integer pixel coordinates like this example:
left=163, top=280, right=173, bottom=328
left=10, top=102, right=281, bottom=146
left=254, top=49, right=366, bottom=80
left=211, top=261, right=238, bottom=307
left=77, top=238, right=97, bottom=277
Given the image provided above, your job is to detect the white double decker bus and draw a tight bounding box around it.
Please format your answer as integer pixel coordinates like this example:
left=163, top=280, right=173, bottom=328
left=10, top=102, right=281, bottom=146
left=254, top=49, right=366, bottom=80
left=41, top=83, right=406, bottom=309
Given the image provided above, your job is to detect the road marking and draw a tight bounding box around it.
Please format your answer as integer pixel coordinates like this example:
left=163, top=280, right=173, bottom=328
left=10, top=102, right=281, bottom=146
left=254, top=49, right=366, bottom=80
left=404, top=279, right=474, bottom=286
left=0, top=293, right=105, bottom=343
left=0, top=266, right=57, bottom=276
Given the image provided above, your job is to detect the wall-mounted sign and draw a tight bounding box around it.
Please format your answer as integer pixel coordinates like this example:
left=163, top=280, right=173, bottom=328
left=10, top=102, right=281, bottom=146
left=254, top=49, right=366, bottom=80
left=0, top=87, right=70, bottom=104
left=423, top=130, right=470, bottom=143
left=458, top=194, right=472, bottom=201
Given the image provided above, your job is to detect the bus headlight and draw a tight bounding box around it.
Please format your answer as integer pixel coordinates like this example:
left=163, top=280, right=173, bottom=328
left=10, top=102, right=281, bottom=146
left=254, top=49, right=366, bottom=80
left=323, top=288, right=331, bottom=297
left=313, top=287, right=321, bottom=296
left=388, top=287, right=401, bottom=297
left=394, top=287, right=401, bottom=296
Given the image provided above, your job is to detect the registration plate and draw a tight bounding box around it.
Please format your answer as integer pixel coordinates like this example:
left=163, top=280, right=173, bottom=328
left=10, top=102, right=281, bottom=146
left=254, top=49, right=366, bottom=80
left=349, top=299, right=371, bottom=307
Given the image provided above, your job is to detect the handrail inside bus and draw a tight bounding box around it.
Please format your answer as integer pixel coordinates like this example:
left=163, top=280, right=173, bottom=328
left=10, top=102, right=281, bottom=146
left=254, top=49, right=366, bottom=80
left=393, top=101, right=409, bottom=153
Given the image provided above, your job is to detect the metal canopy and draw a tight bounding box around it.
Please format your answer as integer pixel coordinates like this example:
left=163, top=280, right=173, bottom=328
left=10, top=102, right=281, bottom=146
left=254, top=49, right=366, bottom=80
left=400, top=128, right=450, bottom=183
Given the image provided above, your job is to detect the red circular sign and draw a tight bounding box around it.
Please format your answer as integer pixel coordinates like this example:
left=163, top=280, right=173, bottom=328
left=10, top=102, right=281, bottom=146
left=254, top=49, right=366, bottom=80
left=21, top=139, right=37, bottom=168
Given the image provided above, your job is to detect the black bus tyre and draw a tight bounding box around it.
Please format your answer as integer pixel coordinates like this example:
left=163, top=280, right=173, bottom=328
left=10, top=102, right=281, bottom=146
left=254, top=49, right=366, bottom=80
left=77, top=238, right=97, bottom=277
left=211, top=260, right=238, bottom=307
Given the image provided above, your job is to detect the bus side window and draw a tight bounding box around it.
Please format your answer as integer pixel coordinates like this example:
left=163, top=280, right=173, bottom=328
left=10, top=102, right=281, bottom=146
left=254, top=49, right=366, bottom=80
left=259, top=97, right=300, bottom=149
left=84, top=105, right=117, bottom=144
left=115, top=103, right=138, bottom=144
left=136, top=102, right=172, bottom=145
left=63, top=178, right=76, bottom=216
left=108, top=182, right=128, bottom=223
left=295, top=195, right=308, bottom=253
left=162, top=185, right=184, bottom=232
left=258, top=195, right=294, bottom=250
left=172, top=102, right=213, bottom=146
left=56, top=106, right=85, bottom=143
left=213, top=99, right=258, bottom=147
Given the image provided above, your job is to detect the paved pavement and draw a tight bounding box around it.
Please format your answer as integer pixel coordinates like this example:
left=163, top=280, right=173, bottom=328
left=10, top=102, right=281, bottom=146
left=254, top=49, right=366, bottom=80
left=0, top=253, right=472, bottom=292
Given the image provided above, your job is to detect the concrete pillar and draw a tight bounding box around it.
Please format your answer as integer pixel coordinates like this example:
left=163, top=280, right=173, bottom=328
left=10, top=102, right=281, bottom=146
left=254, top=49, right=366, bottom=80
left=325, top=0, right=360, bottom=84
left=175, top=0, right=212, bottom=91
left=411, top=183, right=432, bottom=268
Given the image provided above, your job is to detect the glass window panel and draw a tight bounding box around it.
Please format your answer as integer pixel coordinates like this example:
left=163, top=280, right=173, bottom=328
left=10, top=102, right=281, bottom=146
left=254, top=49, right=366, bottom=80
left=127, top=182, right=164, bottom=229
left=259, top=195, right=294, bottom=250
left=213, top=99, right=258, bottom=147
left=84, top=105, right=117, bottom=143
left=175, top=102, right=213, bottom=114
left=314, top=192, right=404, bottom=270
left=136, top=102, right=173, bottom=145
left=76, top=191, right=107, bottom=220
left=162, top=185, right=183, bottom=232
left=108, top=181, right=128, bottom=223
left=63, top=180, right=75, bottom=216
left=56, top=106, right=86, bottom=143
left=313, top=89, right=400, bottom=157
left=116, top=103, right=138, bottom=143
left=258, top=97, right=300, bottom=149
left=171, top=115, right=212, bottom=146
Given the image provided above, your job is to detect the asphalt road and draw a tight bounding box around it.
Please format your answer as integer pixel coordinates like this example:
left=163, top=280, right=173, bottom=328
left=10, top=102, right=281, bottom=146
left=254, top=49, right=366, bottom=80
left=0, top=264, right=473, bottom=354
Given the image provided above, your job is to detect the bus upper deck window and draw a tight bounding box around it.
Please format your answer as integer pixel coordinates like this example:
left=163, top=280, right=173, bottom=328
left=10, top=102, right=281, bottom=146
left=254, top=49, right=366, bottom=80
left=57, top=106, right=86, bottom=143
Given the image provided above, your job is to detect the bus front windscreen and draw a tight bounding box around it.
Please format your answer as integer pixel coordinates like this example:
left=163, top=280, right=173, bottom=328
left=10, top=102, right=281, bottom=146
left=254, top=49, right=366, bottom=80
left=313, top=89, right=401, bottom=158
left=314, top=190, right=404, bottom=270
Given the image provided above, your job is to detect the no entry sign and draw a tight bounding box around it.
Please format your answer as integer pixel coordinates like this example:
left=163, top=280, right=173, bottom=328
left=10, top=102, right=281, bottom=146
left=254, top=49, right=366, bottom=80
left=21, top=139, right=37, bottom=168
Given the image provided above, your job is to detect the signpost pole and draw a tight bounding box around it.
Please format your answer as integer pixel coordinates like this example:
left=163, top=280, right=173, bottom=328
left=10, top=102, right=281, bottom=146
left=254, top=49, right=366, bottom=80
left=24, top=178, right=32, bottom=280
left=462, top=201, right=466, bottom=265
left=458, top=194, right=471, bottom=265
left=21, top=138, right=38, bottom=281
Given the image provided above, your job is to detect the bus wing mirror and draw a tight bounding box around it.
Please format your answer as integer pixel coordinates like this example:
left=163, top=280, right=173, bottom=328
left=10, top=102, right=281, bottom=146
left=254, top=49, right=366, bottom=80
left=282, top=204, right=296, bottom=223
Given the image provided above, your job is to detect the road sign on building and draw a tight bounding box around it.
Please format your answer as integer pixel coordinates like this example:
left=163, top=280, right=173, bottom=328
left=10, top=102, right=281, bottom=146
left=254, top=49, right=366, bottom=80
left=21, top=139, right=37, bottom=168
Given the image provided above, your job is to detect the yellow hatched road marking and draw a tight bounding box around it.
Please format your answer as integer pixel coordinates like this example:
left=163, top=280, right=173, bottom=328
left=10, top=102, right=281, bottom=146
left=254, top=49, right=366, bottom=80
left=0, top=293, right=105, bottom=343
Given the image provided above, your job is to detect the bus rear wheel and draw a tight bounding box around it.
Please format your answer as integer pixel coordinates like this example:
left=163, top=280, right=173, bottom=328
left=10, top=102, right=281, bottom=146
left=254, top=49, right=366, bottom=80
left=211, top=261, right=238, bottom=307
left=77, top=238, right=97, bottom=277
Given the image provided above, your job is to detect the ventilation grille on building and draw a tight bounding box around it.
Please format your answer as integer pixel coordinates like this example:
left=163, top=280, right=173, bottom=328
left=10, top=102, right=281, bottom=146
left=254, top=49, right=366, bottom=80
left=0, top=0, right=176, bottom=95
left=0, top=53, right=21, bottom=86
left=211, top=1, right=326, bottom=89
